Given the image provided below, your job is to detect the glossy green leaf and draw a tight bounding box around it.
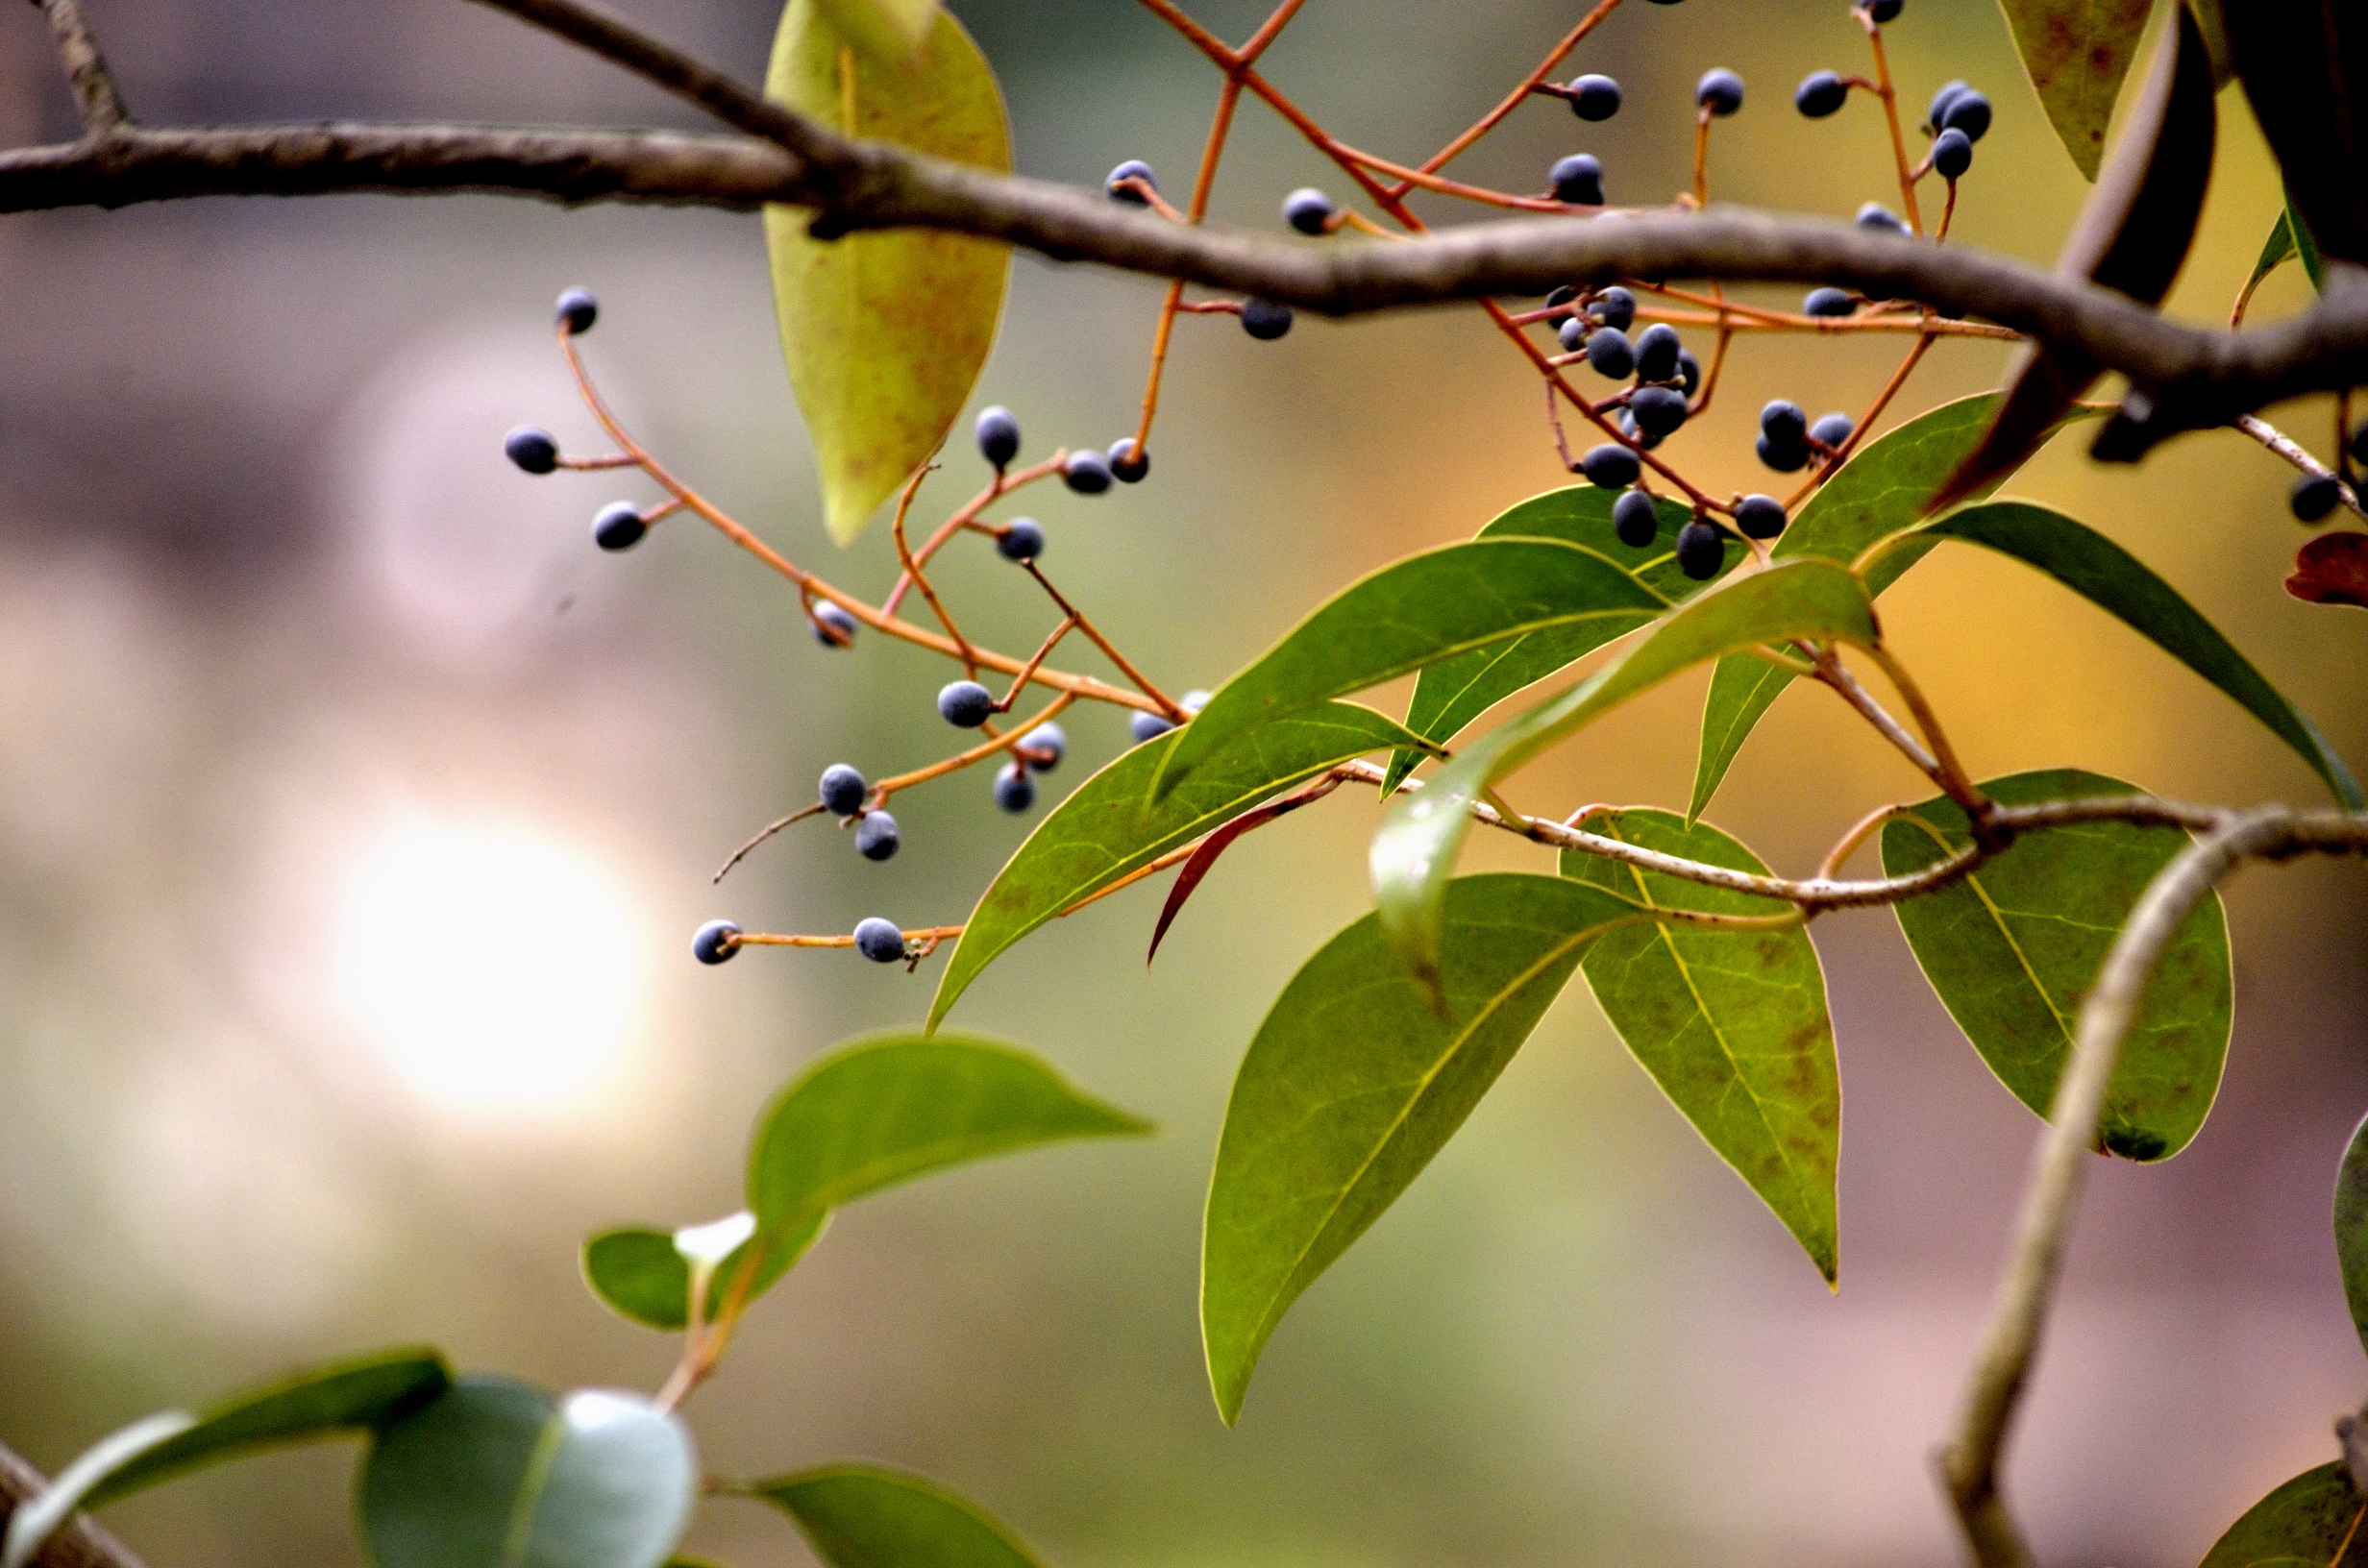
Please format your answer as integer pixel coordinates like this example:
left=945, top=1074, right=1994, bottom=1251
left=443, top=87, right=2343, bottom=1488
left=1997, top=0, right=2156, bottom=179
left=2197, top=1463, right=2368, bottom=1568
left=765, top=2, right=1009, bottom=544
left=748, top=1034, right=1149, bottom=1241
left=359, top=1378, right=696, bottom=1568
left=2336, top=1109, right=2368, bottom=1360
left=2292, top=195, right=2331, bottom=292
left=1922, top=502, right=2362, bottom=808
left=1372, top=560, right=1878, bottom=988
left=1202, top=873, right=1640, bottom=1423
left=928, top=701, right=1428, bottom=1028
left=2249, top=210, right=2299, bottom=299
left=1881, top=770, right=2232, bottom=1160
left=581, top=1213, right=826, bottom=1333
left=1561, top=812, right=1838, bottom=1281
left=1153, top=538, right=1666, bottom=798
left=813, top=0, right=938, bottom=61
left=753, top=1465, right=1045, bottom=1568
left=0, top=1346, right=454, bottom=1566
left=1382, top=484, right=1722, bottom=792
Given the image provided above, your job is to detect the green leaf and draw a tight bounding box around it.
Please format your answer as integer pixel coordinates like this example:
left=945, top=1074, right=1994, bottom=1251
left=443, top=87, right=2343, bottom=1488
left=358, top=1378, right=696, bottom=1568
left=2291, top=195, right=2330, bottom=293
left=581, top=1213, right=826, bottom=1333
left=813, top=0, right=938, bottom=61
left=764, top=2, right=1009, bottom=544
left=2197, top=1463, right=2368, bottom=1568
left=1202, top=873, right=1640, bottom=1423
left=1560, top=812, right=1838, bottom=1281
left=928, top=701, right=1429, bottom=1028
left=1920, top=501, right=2362, bottom=808
left=1880, top=770, right=2232, bottom=1161
left=1152, top=537, right=1667, bottom=799
left=2336, top=1109, right=2368, bottom=1360
left=747, top=1034, right=1149, bottom=1241
left=1382, top=484, right=1722, bottom=792
left=2249, top=209, right=2299, bottom=298
left=1, top=1346, right=454, bottom=1566
left=752, top=1465, right=1045, bottom=1568
left=1996, top=0, right=2157, bottom=179
left=1372, top=560, right=1879, bottom=988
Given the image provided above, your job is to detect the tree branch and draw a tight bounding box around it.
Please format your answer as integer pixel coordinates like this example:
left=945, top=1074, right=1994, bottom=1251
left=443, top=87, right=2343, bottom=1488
left=31, top=0, right=129, bottom=136
left=0, top=1443, right=146, bottom=1568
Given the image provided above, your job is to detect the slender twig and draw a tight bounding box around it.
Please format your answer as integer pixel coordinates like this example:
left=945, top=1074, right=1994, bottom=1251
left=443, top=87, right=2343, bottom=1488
left=1818, top=803, right=1908, bottom=879
left=868, top=696, right=1077, bottom=805
left=889, top=465, right=981, bottom=675
left=1858, top=10, right=1923, bottom=235
left=2235, top=413, right=2368, bottom=521
left=0, top=1442, right=148, bottom=1568
left=713, top=802, right=826, bottom=884
left=33, top=0, right=130, bottom=135
left=881, top=455, right=1065, bottom=620
left=1811, top=649, right=1942, bottom=782
left=1022, top=566, right=1184, bottom=719
left=1393, top=0, right=1623, bottom=196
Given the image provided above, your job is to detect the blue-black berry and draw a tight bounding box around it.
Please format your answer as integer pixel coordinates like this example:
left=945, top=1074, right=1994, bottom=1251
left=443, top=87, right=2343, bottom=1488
left=1568, top=74, right=1622, bottom=121
left=1020, top=722, right=1066, bottom=772
left=1735, top=494, right=1788, bottom=539
left=692, top=919, right=741, bottom=966
left=1549, top=154, right=1604, bottom=206
left=1241, top=298, right=1295, bottom=339
left=1676, top=349, right=1702, bottom=400
left=2293, top=474, right=2344, bottom=523
left=1619, top=408, right=1661, bottom=451
left=1761, top=401, right=1808, bottom=447
left=593, top=502, right=646, bottom=551
left=1558, top=316, right=1590, bottom=354
left=1063, top=451, right=1114, bottom=493
left=555, top=287, right=598, bottom=335
left=1864, top=0, right=1903, bottom=22
left=1676, top=520, right=1726, bottom=580
left=1105, top=160, right=1156, bottom=203
left=505, top=426, right=559, bottom=475
left=1696, top=68, right=1744, bottom=116
left=1130, top=710, right=1175, bottom=744
left=997, top=519, right=1046, bottom=562
left=853, top=917, right=905, bottom=964
left=1283, top=187, right=1337, bottom=235
left=938, top=680, right=995, bottom=727
left=1613, top=488, right=1660, bottom=548
left=1756, top=434, right=1811, bottom=472
left=994, top=762, right=1037, bottom=814
left=1630, top=385, right=1690, bottom=440
left=1941, top=90, right=1991, bottom=141
left=1543, top=284, right=1582, bottom=325
left=1929, top=81, right=1969, bottom=131
left=1804, top=287, right=1856, bottom=318
left=855, top=811, right=900, bottom=862
left=1590, top=286, right=1637, bottom=331
left=820, top=764, right=867, bottom=817
left=976, top=405, right=1021, bottom=468
left=1933, top=126, right=1973, bottom=180
left=1796, top=69, right=1847, bottom=118
left=1635, top=323, right=1682, bottom=383
left=1580, top=443, right=1640, bottom=489
left=1586, top=326, right=1636, bottom=379
left=1811, top=412, right=1855, bottom=449
left=812, top=600, right=858, bottom=649
left=1856, top=202, right=1909, bottom=236
left=1107, top=437, right=1149, bottom=482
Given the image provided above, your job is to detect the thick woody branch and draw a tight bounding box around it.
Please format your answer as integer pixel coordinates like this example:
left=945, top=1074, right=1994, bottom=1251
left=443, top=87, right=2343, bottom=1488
left=0, top=1443, right=146, bottom=1568
left=31, top=0, right=129, bottom=135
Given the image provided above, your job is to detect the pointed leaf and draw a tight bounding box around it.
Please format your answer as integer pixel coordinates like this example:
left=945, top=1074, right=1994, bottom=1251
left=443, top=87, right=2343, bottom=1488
left=747, top=1034, right=1149, bottom=1241
left=928, top=702, right=1430, bottom=1028
left=2336, top=1109, right=2368, bottom=1360
left=2248, top=210, right=2298, bottom=300
left=1561, top=812, right=1838, bottom=1281
left=1997, top=0, right=2156, bottom=179
left=1881, top=770, right=2232, bottom=1160
left=581, top=1213, right=826, bottom=1333
left=2291, top=196, right=2331, bottom=291
left=1921, top=501, right=2362, bottom=807
left=359, top=1379, right=696, bottom=1568
left=2197, top=1463, right=2368, bottom=1568
left=752, top=1465, right=1045, bottom=1568
left=1382, top=484, right=1723, bottom=792
left=1201, top=873, right=1640, bottom=1422
left=1371, top=560, right=1879, bottom=988
left=2290, top=530, right=2368, bottom=609
left=765, top=3, right=1010, bottom=544
left=1153, top=538, right=1666, bottom=798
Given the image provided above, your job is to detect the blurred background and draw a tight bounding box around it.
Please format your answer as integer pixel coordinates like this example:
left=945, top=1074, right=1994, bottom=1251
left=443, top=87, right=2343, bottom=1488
left=1, top=1, right=2364, bottom=1564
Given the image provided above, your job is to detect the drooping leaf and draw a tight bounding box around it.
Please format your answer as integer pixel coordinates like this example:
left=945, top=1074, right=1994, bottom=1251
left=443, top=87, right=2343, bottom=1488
left=747, top=1035, right=1149, bottom=1242
left=0, top=1347, right=454, bottom=1567
left=752, top=1465, right=1045, bottom=1568
left=1560, top=812, right=1838, bottom=1281
left=1154, top=538, right=1666, bottom=798
left=2197, top=1463, right=2368, bottom=1568
left=1201, top=873, right=1640, bottom=1423
left=1921, top=502, right=2362, bottom=807
left=1996, top=0, right=2156, bottom=179
left=1936, top=6, right=2216, bottom=509
left=813, top=0, right=939, bottom=61
left=1381, top=485, right=1724, bottom=791
left=358, top=1379, right=696, bottom=1568
left=928, top=702, right=1429, bottom=1028
left=2227, top=6, right=2368, bottom=269
left=2335, top=1110, right=2368, bottom=1360
left=581, top=1213, right=826, bottom=1333
left=1880, top=770, right=2232, bottom=1161
left=1147, top=781, right=1332, bottom=966
left=1371, top=560, right=1879, bottom=989
left=765, top=2, right=1010, bottom=544
left=2291, top=531, right=2368, bottom=608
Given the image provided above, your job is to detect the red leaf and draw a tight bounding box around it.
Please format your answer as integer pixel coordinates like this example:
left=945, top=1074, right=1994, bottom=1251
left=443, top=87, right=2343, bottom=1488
left=1147, top=775, right=1343, bottom=967
left=2287, top=532, right=2368, bottom=609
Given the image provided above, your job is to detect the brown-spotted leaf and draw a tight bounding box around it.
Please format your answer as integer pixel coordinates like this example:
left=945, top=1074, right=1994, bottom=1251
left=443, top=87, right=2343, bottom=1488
left=2288, top=531, right=2368, bottom=609
left=1997, top=0, right=2156, bottom=180
left=2227, top=2, right=2368, bottom=267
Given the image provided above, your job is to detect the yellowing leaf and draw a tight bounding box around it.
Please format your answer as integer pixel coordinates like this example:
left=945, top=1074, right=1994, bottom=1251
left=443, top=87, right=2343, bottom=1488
left=765, top=2, right=1010, bottom=545
left=1996, top=0, right=2157, bottom=180
left=813, top=0, right=939, bottom=62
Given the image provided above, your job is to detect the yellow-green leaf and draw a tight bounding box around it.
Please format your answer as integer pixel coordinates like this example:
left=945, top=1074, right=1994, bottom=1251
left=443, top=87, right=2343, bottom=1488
left=1996, top=0, right=2157, bottom=180
left=765, top=1, right=1010, bottom=544
left=813, top=0, right=938, bottom=62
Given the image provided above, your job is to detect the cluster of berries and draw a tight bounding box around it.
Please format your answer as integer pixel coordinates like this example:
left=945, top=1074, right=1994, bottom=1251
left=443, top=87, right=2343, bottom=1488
left=2291, top=422, right=2368, bottom=522
left=502, top=289, right=673, bottom=552
left=1107, top=161, right=1295, bottom=342
left=1539, top=65, right=1742, bottom=209
left=1547, top=290, right=1701, bottom=453
left=979, top=404, right=1150, bottom=498
left=1756, top=398, right=1854, bottom=474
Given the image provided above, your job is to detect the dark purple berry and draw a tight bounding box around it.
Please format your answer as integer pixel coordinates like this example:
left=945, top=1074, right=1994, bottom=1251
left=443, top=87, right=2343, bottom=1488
left=1543, top=284, right=1581, bottom=325
left=1811, top=412, right=1855, bottom=449
left=821, top=764, right=867, bottom=817
left=1676, top=520, right=1725, bottom=580
left=1929, top=81, right=1969, bottom=132
left=1107, top=438, right=1149, bottom=482
left=997, top=519, right=1046, bottom=561
left=1856, top=202, right=1909, bottom=235
left=1549, top=154, right=1604, bottom=206
left=1735, top=494, right=1787, bottom=539
left=1063, top=451, right=1114, bottom=493
left=1019, top=722, right=1066, bottom=772
left=1941, top=90, right=1991, bottom=141
left=812, top=600, right=858, bottom=649
left=692, top=919, right=741, bottom=966
left=1865, top=0, right=1902, bottom=22
left=1283, top=187, right=1337, bottom=234
left=1105, top=160, right=1156, bottom=203
left=1635, top=323, right=1682, bottom=383
left=938, top=680, right=995, bottom=727
left=975, top=405, right=1021, bottom=468
left=1676, top=349, right=1702, bottom=400
left=1761, top=401, right=1808, bottom=446
left=994, top=762, right=1037, bottom=814
left=854, top=811, right=900, bottom=862
left=1630, top=385, right=1690, bottom=440
left=555, top=287, right=598, bottom=335
left=1241, top=298, right=1295, bottom=340
left=1558, top=316, right=1590, bottom=353
left=1804, top=287, right=1856, bottom=318
left=1756, top=434, right=1811, bottom=473
left=853, top=918, right=905, bottom=963
left=1590, top=286, right=1637, bottom=331
left=1613, top=489, right=1660, bottom=548
left=1933, top=127, right=1973, bottom=180
left=2292, top=474, right=2344, bottom=524
left=1796, top=70, right=1847, bottom=118
left=592, top=502, right=646, bottom=551
left=1580, top=443, right=1640, bottom=489
left=505, top=426, right=558, bottom=475
left=1696, top=68, right=1744, bottom=116
left=1569, top=74, right=1622, bottom=121
left=1586, top=327, right=1636, bottom=379
left=1130, top=711, right=1175, bottom=744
